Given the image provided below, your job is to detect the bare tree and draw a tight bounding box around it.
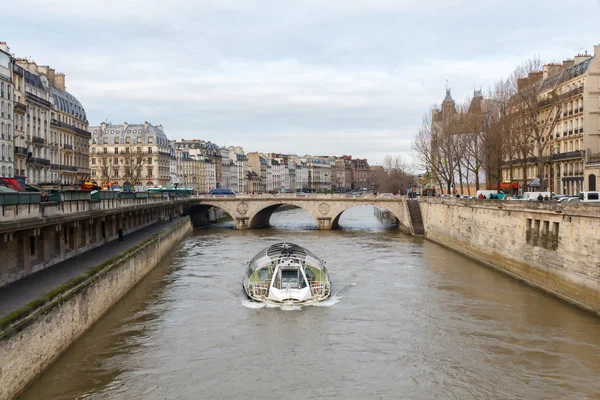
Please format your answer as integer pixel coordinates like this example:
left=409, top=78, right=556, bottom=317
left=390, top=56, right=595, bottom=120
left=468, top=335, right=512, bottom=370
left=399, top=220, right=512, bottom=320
left=122, top=147, right=146, bottom=186
left=511, top=57, right=562, bottom=191
left=99, top=152, right=112, bottom=187
left=376, top=155, right=413, bottom=193
left=412, top=110, right=457, bottom=194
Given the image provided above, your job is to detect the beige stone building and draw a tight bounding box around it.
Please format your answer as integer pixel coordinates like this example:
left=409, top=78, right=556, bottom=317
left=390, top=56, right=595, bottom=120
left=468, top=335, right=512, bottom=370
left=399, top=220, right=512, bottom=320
left=0, top=43, right=14, bottom=178
left=502, top=44, right=600, bottom=195
left=4, top=48, right=89, bottom=187
left=89, top=122, right=171, bottom=189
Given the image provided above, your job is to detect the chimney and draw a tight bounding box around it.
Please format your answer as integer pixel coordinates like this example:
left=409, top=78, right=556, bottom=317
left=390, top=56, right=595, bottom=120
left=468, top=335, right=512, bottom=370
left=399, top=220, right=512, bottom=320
left=156, top=124, right=163, bottom=131
left=55, top=72, right=66, bottom=91
left=123, top=122, right=129, bottom=132
left=562, top=59, right=574, bottom=69
left=528, top=71, right=543, bottom=83
left=47, top=68, right=56, bottom=87
left=543, top=64, right=564, bottom=80
left=595, top=44, right=600, bottom=57
left=517, top=77, right=530, bottom=91
left=101, top=122, right=106, bottom=132
left=574, top=52, right=592, bottom=65
left=144, top=121, right=149, bottom=130
left=0, top=42, right=9, bottom=53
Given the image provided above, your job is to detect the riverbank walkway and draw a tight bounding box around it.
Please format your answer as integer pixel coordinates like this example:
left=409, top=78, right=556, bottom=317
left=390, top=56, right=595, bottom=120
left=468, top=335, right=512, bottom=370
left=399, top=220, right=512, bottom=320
left=0, top=217, right=183, bottom=319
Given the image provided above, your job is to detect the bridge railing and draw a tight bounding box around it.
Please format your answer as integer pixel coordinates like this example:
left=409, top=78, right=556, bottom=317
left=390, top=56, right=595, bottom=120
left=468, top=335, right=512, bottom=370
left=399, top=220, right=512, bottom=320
left=192, top=193, right=391, bottom=199
left=0, top=195, right=189, bottom=224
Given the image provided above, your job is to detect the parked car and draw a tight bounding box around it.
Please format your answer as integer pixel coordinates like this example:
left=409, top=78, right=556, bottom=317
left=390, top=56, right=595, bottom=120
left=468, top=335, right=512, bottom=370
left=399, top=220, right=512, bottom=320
left=209, top=188, right=236, bottom=195
left=551, top=194, right=567, bottom=202
left=578, top=191, right=600, bottom=202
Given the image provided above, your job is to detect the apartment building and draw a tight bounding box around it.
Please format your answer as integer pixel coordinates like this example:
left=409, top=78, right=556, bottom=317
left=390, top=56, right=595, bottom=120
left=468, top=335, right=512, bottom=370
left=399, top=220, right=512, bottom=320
left=89, top=122, right=171, bottom=189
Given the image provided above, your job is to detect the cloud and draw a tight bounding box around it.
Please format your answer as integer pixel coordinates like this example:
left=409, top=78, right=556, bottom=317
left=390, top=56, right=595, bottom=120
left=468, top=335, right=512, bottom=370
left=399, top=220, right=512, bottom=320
left=3, top=0, right=600, bottom=164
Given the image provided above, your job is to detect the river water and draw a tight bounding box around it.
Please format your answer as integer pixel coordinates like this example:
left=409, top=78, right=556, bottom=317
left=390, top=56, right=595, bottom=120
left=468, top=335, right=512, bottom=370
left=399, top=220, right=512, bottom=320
left=21, top=207, right=600, bottom=400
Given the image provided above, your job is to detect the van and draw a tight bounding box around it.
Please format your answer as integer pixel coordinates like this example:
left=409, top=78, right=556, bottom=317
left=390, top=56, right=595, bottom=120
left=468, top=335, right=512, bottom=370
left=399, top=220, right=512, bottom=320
left=578, top=191, right=600, bottom=202
left=522, top=192, right=555, bottom=201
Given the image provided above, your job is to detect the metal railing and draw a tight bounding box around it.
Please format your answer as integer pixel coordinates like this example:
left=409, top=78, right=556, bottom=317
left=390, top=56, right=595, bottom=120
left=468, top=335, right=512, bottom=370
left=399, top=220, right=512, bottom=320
left=26, top=157, right=51, bottom=166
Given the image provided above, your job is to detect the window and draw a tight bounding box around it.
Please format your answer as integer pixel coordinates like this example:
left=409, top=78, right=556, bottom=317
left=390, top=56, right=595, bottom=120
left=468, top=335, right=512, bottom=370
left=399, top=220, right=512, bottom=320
left=147, top=157, right=152, bottom=164
left=114, top=137, right=119, bottom=144
left=113, top=169, right=119, bottom=177
left=103, top=137, right=108, bottom=144
left=148, top=147, right=152, bottom=154
left=589, top=193, right=599, bottom=200
left=148, top=136, right=153, bottom=144
left=137, top=137, right=142, bottom=144
left=91, top=158, right=96, bottom=165
left=126, top=137, right=130, bottom=144
left=114, top=158, right=119, bottom=165
left=147, top=168, right=153, bottom=177
left=137, top=147, right=142, bottom=153
left=114, top=147, right=118, bottom=154
left=103, top=148, right=107, bottom=154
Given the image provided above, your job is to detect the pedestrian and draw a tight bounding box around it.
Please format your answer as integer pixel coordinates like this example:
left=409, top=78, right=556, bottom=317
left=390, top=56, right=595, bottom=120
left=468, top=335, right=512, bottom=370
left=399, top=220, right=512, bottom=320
left=544, top=194, right=550, bottom=201
left=169, top=214, right=173, bottom=223
left=118, top=228, right=124, bottom=243
left=537, top=193, right=543, bottom=201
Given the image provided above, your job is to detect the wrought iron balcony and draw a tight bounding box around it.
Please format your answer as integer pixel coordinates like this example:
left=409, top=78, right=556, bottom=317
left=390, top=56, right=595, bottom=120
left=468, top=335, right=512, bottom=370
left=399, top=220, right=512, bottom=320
left=63, top=143, right=73, bottom=150
left=14, top=146, right=28, bottom=155
left=25, top=92, right=52, bottom=108
left=50, top=119, right=91, bottom=138
left=32, top=136, right=45, bottom=145
left=552, top=150, right=585, bottom=161
left=59, top=165, right=78, bottom=172
left=26, top=157, right=51, bottom=166
left=14, top=102, right=26, bottom=113
left=51, top=164, right=59, bottom=170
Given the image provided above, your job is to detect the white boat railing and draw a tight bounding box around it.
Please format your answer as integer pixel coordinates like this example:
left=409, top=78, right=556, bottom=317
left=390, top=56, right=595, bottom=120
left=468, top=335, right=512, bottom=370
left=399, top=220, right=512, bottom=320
left=310, top=281, right=331, bottom=298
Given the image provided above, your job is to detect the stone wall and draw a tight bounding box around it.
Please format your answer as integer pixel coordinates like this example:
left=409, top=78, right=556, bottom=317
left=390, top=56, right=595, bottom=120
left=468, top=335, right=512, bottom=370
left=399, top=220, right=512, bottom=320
left=0, top=217, right=193, bottom=400
left=408, top=198, right=600, bottom=315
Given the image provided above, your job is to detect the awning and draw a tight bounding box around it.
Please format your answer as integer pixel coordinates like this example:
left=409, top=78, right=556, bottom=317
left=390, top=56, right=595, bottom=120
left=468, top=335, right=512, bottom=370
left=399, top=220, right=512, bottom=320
left=528, top=178, right=540, bottom=187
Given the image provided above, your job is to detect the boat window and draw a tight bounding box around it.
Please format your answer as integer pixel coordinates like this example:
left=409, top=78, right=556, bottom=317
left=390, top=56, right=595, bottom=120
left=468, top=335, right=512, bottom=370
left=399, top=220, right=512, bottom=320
left=258, top=269, right=270, bottom=281
left=281, top=270, right=300, bottom=288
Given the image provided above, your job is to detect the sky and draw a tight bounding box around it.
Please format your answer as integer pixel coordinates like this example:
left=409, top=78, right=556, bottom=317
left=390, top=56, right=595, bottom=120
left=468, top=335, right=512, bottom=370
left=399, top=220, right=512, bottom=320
left=3, top=0, right=600, bottom=165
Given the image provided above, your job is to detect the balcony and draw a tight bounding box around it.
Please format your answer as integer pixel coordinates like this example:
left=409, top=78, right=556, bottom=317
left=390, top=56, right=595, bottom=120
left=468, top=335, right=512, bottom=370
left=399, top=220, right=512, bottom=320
left=568, top=110, right=573, bottom=116
left=50, top=119, right=91, bottom=138
left=14, top=102, right=26, bottom=113
left=25, top=92, right=52, bottom=108
left=587, top=152, right=600, bottom=164
left=59, top=165, right=78, bottom=172
left=26, top=157, right=51, bottom=167
left=574, top=170, right=583, bottom=176
left=51, top=164, right=59, bottom=170
left=63, top=143, right=73, bottom=151
left=15, top=169, right=25, bottom=178
left=579, top=107, right=583, bottom=113
left=575, top=129, right=579, bottom=134
left=14, top=146, right=28, bottom=155
left=568, top=130, right=573, bottom=135
left=32, top=137, right=46, bottom=145
left=552, top=150, right=585, bottom=161
left=580, top=127, right=584, bottom=133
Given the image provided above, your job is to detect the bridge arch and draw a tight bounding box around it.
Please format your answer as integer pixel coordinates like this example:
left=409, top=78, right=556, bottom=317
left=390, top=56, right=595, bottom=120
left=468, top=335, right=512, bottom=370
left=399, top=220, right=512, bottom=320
left=185, top=202, right=236, bottom=227
left=248, top=203, right=318, bottom=229
left=330, top=203, right=401, bottom=229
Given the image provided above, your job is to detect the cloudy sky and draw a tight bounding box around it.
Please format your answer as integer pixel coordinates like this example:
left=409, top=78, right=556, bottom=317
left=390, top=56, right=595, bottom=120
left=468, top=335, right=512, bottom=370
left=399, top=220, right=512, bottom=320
left=3, top=0, right=600, bottom=164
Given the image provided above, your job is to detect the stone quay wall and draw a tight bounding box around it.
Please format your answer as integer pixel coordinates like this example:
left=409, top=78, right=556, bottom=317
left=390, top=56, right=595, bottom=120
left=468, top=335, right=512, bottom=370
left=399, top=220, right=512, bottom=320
left=406, top=198, right=600, bottom=316
left=0, top=217, right=193, bottom=400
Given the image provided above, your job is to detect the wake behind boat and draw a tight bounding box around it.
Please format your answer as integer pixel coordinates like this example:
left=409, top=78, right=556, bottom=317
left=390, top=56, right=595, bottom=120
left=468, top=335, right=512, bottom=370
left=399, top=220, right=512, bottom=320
left=243, top=242, right=331, bottom=304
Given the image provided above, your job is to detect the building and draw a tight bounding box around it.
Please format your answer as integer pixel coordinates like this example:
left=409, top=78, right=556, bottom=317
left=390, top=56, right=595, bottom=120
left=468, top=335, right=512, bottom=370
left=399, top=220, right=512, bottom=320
left=304, top=157, right=331, bottom=191
left=228, top=146, right=247, bottom=194
left=89, top=122, right=171, bottom=189
left=220, top=147, right=231, bottom=189
left=0, top=43, right=14, bottom=177
left=501, top=45, right=600, bottom=195
left=247, top=169, right=261, bottom=194
left=247, top=152, right=267, bottom=193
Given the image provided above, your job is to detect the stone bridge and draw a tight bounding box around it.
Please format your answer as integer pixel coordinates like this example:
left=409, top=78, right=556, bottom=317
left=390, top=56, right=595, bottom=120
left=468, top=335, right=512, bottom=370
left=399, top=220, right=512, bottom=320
left=184, top=194, right=414, bottom=231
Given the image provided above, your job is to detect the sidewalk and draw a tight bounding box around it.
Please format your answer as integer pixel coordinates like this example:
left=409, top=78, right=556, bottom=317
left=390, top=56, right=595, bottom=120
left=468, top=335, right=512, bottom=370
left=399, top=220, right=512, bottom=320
left=0, top=217, right=183, bottom=319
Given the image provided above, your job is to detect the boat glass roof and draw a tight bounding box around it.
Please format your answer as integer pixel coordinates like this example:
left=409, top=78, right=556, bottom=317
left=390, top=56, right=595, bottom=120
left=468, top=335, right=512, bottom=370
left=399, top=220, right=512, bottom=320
left=248, top=242, right=325, bottom=271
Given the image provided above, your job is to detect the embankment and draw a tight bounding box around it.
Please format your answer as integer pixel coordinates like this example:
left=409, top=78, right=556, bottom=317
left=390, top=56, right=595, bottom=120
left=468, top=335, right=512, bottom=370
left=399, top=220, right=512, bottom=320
left=0, top=217, right=192, bottom=400
left=403, top=198, right=600, bottom=316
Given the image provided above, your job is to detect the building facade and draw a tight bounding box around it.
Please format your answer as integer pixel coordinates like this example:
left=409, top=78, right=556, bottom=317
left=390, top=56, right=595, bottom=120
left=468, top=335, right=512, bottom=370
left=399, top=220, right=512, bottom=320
left=501, top=45, right=600, bottom=195
left=0, top=44, right=14, bottom=177
left=89, top=122, right=171, bottom=189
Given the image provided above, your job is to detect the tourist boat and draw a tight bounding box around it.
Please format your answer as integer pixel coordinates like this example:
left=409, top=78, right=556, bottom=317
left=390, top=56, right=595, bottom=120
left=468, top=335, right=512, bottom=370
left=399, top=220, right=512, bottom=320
left=243, top=242, right=331, bottom=304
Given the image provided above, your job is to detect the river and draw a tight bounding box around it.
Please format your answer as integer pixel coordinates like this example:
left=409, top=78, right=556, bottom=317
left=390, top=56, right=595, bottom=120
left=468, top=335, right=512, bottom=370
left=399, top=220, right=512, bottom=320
left=21, top=206, right=600, bottom=400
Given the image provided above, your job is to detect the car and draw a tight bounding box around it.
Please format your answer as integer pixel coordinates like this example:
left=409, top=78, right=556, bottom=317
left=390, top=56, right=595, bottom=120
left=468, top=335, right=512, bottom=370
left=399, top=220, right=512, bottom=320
left=551, top=194, right=567, bottom=202
left=209, top=188, right=236, bottom=195
left=379, top=193, right=395, bottom=197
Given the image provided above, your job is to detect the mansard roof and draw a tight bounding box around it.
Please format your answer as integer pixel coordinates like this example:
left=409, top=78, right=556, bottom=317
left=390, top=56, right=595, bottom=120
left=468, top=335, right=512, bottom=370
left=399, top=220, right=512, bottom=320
left=51, top=86, right=87, bottom=121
